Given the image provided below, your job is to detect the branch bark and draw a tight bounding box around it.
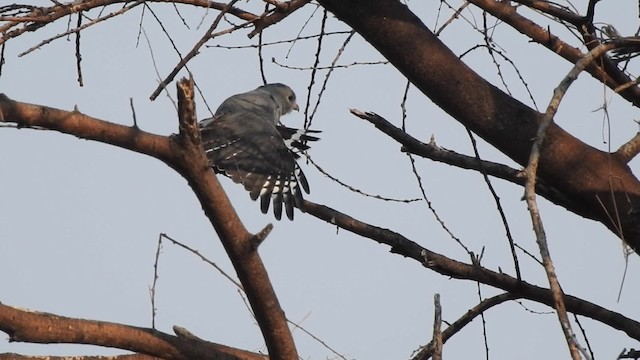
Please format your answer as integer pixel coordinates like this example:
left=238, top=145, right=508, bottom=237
left=0, top=302, right=266, bottom=360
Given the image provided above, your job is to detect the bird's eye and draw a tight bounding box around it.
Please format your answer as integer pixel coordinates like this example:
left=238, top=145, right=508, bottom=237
left=288, top=95, right=295, bottom=102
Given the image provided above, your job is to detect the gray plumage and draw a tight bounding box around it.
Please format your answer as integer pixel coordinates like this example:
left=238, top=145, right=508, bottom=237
left=200, top=83, right=319, bottom=220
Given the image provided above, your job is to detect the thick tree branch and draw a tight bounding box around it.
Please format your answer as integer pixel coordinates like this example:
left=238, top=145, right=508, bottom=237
left=0, top=302, right=266, bottom=360
left=171, top=78, right=297, bottom=360
left=0, top=94, right=173, bottom=161
left=317, top=0, right=640, bottom=251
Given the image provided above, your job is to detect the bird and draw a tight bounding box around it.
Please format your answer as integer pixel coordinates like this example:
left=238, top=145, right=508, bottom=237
left=199, top=83, right=319, bottom=220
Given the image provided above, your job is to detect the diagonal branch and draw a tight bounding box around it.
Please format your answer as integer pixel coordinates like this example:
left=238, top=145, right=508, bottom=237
left=523, top=41, right=627, bottom=360
left=248, top=0, right=311, bottom=38
left=302, top=199, right=640, bottom=341
left=149, top=0, right=245, bottom=101
left=413, top=293, right=518, bottom=360
left=348, top=109, right=574, bottom=207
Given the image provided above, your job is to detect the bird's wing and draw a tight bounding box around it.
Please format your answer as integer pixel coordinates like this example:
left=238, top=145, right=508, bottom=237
left=200, top=111, right=309, bottom=220
left=276, top=125, right=321, bottom=158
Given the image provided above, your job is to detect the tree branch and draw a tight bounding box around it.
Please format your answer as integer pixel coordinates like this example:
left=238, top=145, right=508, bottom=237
left=248, top=0, right=311, bottom=38
left=616, top=132, right=640, bottom=163
left=413, top=293, right=518, bottom=360
left=0, top=302, right=266, bottom=360
left=348, top=109, right=574, bottom=208
left=302, top=199, right=640, bottom=341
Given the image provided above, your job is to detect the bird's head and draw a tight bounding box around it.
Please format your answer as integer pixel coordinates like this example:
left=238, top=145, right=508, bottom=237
left=259, top=83, right=299, bottom=115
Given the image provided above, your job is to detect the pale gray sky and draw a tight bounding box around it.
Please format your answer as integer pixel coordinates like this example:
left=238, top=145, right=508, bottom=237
left=1, top=1, right=639, bottom=359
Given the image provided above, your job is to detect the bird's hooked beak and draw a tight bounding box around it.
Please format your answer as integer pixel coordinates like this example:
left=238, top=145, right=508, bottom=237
left=293, top=102, right=300, bottom=112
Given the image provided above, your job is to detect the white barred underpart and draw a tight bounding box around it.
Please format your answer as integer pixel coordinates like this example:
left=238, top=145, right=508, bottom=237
left=223, top=151, right=241, bottom=161
left=259, top=176, right=272, bottom=197
left=283, top=129, right=306, bottom=150
left=272, top=180, right=281, bottom=194
left=259, top=175, right=298, bottom=198
left=205, top=138, right=240, bottom=152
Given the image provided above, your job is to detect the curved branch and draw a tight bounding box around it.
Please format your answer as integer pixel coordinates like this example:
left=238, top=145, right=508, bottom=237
left=302, top=199, right=640, bottom=341
left=349, top=109, right=574, bottom=207
left=413, top=293, right=518, bottom=360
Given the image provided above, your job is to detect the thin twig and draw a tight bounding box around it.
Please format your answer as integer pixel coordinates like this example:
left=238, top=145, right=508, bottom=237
left=150, top=233, right=164, bottom=329
left=305, top=155, right=421, bottom=203
left=308, top=30, right=356, bottom=127
left=413, top=293, right=517, bottom=360
left=160, top=233, right=243, bottom=289
left=288, top=319, right=348, bottom=360
left=523, top=40, right=620, bottom=360
left=302, top=8, right=326, bottom=129
left=149, top=0, right=245, bottom=101
left=467, top=129, right=521, bottom=281
left=207, top=30, right=352, bottom=49
left=75, top=12, right=83, bottom=86
left=17, top=1, right=144, bottom=57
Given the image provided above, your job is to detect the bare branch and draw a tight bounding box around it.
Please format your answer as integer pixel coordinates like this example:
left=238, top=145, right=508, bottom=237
left=302, top=199, right=640, bottom=341
left=523, top=40, right=628, bottom=360
left=305, top=154, right=421, bottom=203
left=16, top=1, right=144, bottom=57
left=413, top=293, right=517, bottom=360
left=149, top=0, right=246, bottom=100
left=248, top=0, right=310, bottom=38
left=0, top=303, right=266, bottom=360
left=348, top=109, right=573, bottom=207
left=616, top=132, right=640, bottom=163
